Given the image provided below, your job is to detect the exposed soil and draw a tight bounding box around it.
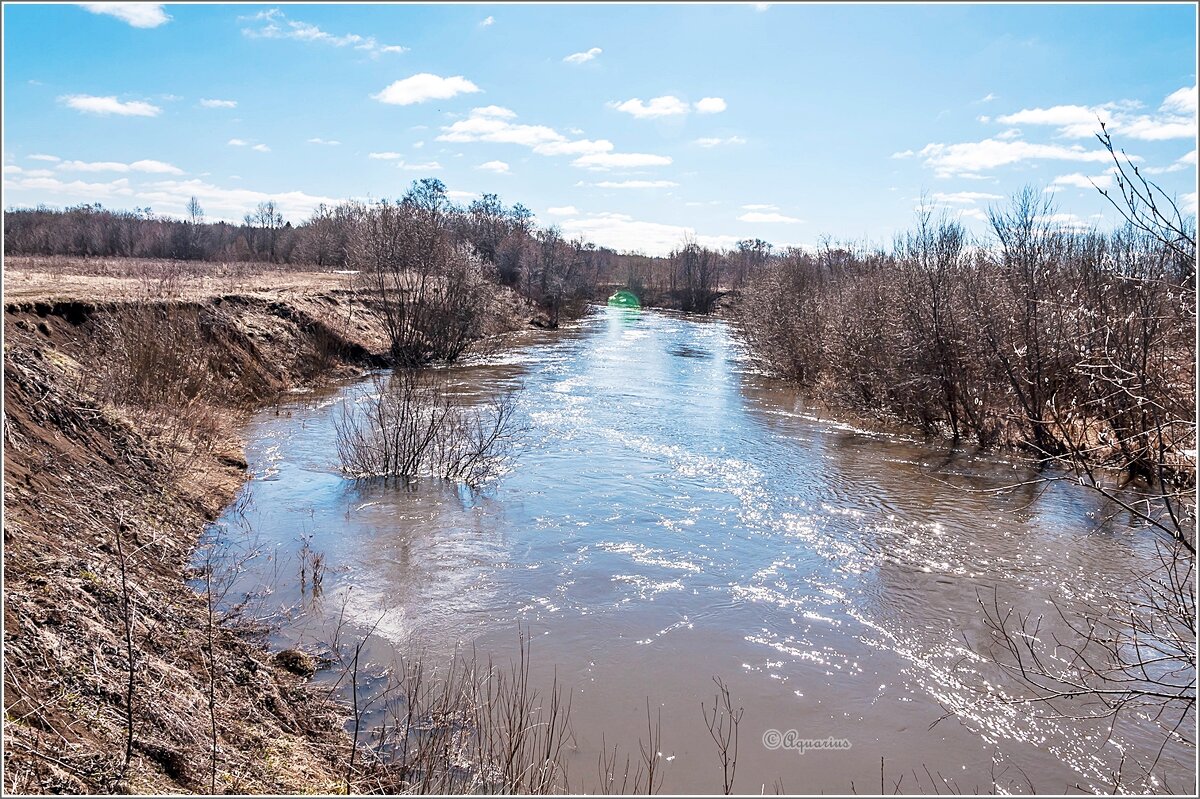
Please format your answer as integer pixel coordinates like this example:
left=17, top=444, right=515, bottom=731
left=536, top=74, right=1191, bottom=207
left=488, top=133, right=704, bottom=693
left=1, top=263, right=532, bottom=793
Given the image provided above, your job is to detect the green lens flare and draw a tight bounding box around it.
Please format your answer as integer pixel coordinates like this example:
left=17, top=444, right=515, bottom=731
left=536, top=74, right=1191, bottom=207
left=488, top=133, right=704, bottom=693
left=607, top=290, right=641, bottom=309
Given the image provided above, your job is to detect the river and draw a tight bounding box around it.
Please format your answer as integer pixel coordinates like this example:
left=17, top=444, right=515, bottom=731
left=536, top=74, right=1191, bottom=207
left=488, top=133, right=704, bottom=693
left=207, top=305, right=1193, bottom=794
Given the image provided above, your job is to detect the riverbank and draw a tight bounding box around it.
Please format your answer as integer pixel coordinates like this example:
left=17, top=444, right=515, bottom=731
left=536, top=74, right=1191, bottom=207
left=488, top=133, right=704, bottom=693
left=1, top=263, right=529, bottom=792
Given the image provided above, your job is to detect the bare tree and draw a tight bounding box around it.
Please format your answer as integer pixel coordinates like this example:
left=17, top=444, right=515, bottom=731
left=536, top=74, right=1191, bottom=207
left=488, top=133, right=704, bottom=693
left=186, top=196, right=204, bottom=226
left=670, top=237, right=723, bottom=313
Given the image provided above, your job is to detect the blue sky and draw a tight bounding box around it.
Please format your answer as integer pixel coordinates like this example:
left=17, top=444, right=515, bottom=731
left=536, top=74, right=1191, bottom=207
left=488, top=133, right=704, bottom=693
left=3, top=2, right=1196, bottom=255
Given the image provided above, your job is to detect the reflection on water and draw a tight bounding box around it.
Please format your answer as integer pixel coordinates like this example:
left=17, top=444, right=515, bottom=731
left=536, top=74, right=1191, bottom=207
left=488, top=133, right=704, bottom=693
left=208, top=306, right=1192, bottom=794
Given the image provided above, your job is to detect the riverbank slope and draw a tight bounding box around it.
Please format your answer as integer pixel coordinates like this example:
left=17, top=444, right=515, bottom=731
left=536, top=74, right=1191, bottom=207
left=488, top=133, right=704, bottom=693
left=1, top=264, right=526, bottom=792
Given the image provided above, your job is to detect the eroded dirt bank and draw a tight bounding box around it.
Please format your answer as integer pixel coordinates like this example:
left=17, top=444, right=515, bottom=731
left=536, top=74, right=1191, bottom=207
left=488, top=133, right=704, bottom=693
left=1, top=270, right=526, bottom=793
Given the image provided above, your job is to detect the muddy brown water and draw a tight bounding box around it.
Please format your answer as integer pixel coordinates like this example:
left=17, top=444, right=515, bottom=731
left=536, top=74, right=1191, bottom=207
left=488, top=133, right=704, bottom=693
left=207, top=306, right=1193, bottom=794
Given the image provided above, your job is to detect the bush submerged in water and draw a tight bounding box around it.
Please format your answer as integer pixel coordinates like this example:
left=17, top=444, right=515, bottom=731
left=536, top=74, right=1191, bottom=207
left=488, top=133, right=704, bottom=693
left=334, top=370, right=518, bottom=486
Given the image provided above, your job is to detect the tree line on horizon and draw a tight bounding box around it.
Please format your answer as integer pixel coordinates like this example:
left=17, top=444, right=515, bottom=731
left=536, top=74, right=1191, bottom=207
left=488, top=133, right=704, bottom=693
left=2, top=185, right=775, bottom=317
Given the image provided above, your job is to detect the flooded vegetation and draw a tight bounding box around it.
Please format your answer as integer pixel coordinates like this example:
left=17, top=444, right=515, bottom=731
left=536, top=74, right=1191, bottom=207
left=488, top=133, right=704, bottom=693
left=207, top=306, right=1192, bottom=794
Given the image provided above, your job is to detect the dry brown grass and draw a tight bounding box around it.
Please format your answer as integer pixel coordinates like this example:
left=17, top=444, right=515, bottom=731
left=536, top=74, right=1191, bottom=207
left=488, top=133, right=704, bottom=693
left=2, top=256, right=365, bottom=305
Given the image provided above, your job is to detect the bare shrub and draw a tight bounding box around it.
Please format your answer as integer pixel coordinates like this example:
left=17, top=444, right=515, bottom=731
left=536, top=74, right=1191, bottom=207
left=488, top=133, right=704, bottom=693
left=334, top=370, right=517, bottom=485
left=737, top=246, right=831, bottom=384
left=701, top=677, right=743, bottom=795
left=348, top=180, right=499, bottom=365
left=298, top=535, right=326, bottom=600
left=92, top=303, right=273, bottom=456
left=737, top=189, right=1194, bottom=479
left=316, top=619, right=575, bottom=794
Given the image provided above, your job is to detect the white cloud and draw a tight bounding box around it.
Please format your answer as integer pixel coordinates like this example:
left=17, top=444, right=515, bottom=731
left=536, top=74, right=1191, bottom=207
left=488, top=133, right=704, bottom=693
left=480, top=16, right=495, bottom=27
left=139, top=179, right=340, bottom=222
left=373, top=73, right=481, bottom=106
left=77, top=3, right=169, bottom=28
left=1182, top=192, right=1197, bottom=215
left=905, top=138, right=1132, bottom=178
left=472, top=105, right=517, bottom=119
left=592, top=180, right=678, bottom=189
left=572, top=152, right=673, bottom=170
left=439, top=106, right=612, bottom=159
left=441, top=113, right=561, bottom=147
left=995, top=128, right=1022, bottom=140
left=6, top=175, right=136, bottom=202
left=695, top=135, right=746, bottom=148
left=988, top=103, right=1099, bottom=136
left=753, top=3, right=771, bottom=11
left=695, top=97, right=727, bottom=114
left=738, top=211, right=803, bottom=223
left=534, top=139, right=614, bottom=156
left=242, top=8, right=407, bottom=56
left=57, top=159, right=183, bottom=175
left=477, top=160, right=510, bottom=174
left=996, top=104, right=1100, bottom=130
left=1044, top=173, right=1114, bottom=191
left=742, top=203, right=777, bottom=210
left=564, top=47, right=602, bottom=65
left=60, top=94, right=161, bottom=117
left=9, top=174, right=335, bottom=225
left=610, top=96, right=690, bottom=119
left=28, top=154, right=61, bottom=162
left=200, top=98, right=237, bottom=109
left=228, top=139, right=270, bottom=152
left=394, top=160, right=442, bottom=171
left=130, top=159, right=182, bottom=173
left=9, top=166, right=57, bottom=179
left=546, top=206, right=579, bottom=216
left=368, top=152, right=403, bottom=160
left=307, top=137, right=341, bottom=145
left=437, top=106, right=661, bottom=174
left=57, top=161, right=129, bottom=172
left=929, top=191, right=1004, bottom=204
left=994, top=86, right=1196, bottom=141
left=1119, top=116, right=1196, bottom=141
left=1161, top=85, right=1197, bottom=116
left=978, top=92, right=998, bottom=103
left=558, top=211, right=739, bottom=256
